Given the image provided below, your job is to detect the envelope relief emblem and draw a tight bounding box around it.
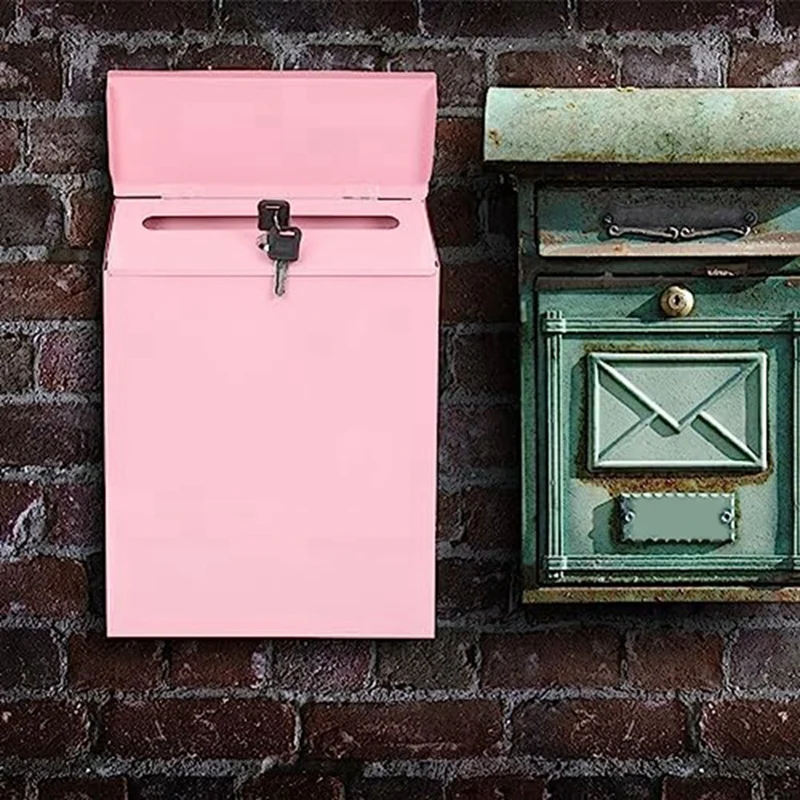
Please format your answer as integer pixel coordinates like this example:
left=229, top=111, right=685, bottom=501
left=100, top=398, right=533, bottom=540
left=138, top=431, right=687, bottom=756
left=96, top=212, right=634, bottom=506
left=588, top=352, right=767, bottom=471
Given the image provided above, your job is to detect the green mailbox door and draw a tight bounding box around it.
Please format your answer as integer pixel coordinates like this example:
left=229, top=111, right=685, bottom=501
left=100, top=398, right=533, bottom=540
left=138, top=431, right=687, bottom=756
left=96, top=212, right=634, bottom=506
left=486, top=87, right=800, bottom=602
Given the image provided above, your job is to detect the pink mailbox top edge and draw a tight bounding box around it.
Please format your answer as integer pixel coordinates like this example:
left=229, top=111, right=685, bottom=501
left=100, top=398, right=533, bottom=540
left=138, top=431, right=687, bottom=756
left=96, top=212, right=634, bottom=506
left=106, top=70, right=438, bottom=200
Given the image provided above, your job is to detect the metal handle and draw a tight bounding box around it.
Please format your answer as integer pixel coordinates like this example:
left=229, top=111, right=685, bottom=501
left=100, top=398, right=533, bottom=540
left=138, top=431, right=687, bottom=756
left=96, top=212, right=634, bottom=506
left=604, top=212, right=756, bottom=242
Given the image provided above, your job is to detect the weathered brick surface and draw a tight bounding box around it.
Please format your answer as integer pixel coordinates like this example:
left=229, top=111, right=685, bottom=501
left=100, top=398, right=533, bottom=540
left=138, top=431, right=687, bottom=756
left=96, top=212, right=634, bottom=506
left=439, top=404, right=518, bottom=473
left=702, top=700, right=800, bottom=757
left=67, top=632, right=162, bottom=690
left=765, top=774, right=800, bottom=800
left=274, top=639, right=370, bottom=691
left=176, top=44, right=275, bottom=71
left=100, top=698, right=295, bottom=759
left=350, top=777, right=443, bottom=800
left=449, top=331, right=518, bottom=395
left=661, top=776, right=752, bottom=800
left=497, top=48, right=616, bottom=87
left=627, top=630, right=724, bottom=689
left=389, top=51, right=485, bottom=107
left=242, top=776, right=345, bottom=800
left=0, top=43, right=61, bottom=100
left=422, top=0, right=564, bottom=36
left=286, top=45, right=385, bottom=71
left=129, top=777, right=236, bottom=800
left=0, top=404, right=101, bottom=466
left=0, top=185, right=62, bottom=246
left=580, top=1, right=765, bottom=32
left=377, top=629, right=477, bottom=689
left=0, top=264, right=99, bottom=320
left=730, top=628, right=800, bottom=688
left=450, top=777, right=546, bottom=799
left=38, top=329, right=100, bottom=394
left=438, top=486, right=520, bottom=549
left=0, top=335, right=33, bottom=392
left=437, top=558, right=511, bottom=615
left=169, top=639, right=263, bottom=688
left=0, top=557, right=87, bottom=617
left=39, top=777, right=127, bottom=800
left=514, top=699, right=686, bottom=758
left=0, top=120, right=20, bottom=173
left=621, top=45, right=720, bottom=86
left=547, top=778, right=659, bottom=800
left=729, top=41, right=800, bottom=86
left=303, top=701, right=503, bottom=759
left=429, top=185, right=480, bottom=246
left=434, top=118, right=483, bottom=177
left=482, top=628, right=622, bottom=688
left=0, top=627, right=60, bottom=688
left=0, top=778, right=25, bottom=799
left=30, top=117, right=106, bottom=174
left=0, top=481, right=41, bottom=545
left=25, top=0, right=211, bottom=31
left=0, top=700, right=88, bottom=757
left=67, top=188, right=110, bottom=249
left=440, top=260, right=517, bottom=323
left=43, top=483, right=103, bottom=548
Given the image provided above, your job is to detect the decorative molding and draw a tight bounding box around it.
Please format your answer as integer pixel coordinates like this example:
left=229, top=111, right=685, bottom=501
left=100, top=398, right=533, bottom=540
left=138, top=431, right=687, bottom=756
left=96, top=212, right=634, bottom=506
left=544, top=310, right=564, bottom=568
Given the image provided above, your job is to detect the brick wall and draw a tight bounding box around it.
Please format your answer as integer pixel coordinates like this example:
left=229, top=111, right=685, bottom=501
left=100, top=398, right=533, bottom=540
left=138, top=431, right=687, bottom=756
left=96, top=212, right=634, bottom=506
left=1, top=0, right=799, bottom=797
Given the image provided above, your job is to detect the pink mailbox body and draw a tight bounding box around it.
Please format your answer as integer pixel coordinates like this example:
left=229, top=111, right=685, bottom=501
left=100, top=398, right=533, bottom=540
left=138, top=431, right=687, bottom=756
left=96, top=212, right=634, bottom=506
left=103, top=71, right=439, bottom=638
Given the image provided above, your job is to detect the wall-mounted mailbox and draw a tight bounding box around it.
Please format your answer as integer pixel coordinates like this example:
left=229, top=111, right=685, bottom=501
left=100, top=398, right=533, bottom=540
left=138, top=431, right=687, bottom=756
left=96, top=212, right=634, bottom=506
left=104, top=71, right=439, bottom=636
left=485, top=87, right=800, bottom=602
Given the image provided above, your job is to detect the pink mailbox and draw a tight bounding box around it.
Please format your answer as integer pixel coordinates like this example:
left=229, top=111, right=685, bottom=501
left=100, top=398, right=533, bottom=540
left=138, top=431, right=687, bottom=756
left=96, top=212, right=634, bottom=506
left=103, top=71, right=439, bottom=638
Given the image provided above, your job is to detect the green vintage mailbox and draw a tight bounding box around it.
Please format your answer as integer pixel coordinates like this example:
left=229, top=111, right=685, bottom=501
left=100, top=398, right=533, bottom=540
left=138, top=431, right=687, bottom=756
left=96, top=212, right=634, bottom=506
left=485, top=88, right=800, bottom=602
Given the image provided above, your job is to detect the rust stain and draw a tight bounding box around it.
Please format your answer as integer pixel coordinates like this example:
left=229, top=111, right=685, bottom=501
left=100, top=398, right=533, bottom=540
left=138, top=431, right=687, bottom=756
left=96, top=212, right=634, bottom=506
left=538, top=229, right=566, bottom=246
left=487, top=128, right=502, bottom=147
left=523, top=585, right=800, bottom=603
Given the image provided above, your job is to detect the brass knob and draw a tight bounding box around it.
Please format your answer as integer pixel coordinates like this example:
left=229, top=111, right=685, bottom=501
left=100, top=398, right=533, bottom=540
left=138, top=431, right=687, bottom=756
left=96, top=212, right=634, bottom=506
left=660, top=285, right=695, bottom=318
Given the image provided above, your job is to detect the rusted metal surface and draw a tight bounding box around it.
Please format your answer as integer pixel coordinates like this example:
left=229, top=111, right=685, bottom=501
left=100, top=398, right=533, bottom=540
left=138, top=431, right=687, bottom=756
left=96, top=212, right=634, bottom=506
left=523, top=586, right=800, bottom=603
left=485, top=88, right=800, bottom=165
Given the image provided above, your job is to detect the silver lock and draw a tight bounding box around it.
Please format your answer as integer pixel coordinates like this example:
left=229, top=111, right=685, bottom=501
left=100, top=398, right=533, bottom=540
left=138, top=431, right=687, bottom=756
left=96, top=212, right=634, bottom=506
left=660, top=285, right=695, bottom=318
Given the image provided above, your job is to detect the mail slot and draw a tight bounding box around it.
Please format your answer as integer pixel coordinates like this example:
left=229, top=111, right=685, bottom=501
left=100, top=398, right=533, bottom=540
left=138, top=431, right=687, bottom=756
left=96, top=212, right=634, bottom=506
left=104, top=71, right=439, bottom=636
left=485, top=87, right=800, bottom=602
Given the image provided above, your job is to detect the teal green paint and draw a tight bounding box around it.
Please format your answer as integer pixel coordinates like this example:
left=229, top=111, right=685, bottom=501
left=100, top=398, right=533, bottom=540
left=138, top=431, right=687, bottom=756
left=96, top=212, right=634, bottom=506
left=537, top=186, right=800, bottom=258
left=485, top=88, right=800, bottom=164
left=619, top=493, right=735, bottom=544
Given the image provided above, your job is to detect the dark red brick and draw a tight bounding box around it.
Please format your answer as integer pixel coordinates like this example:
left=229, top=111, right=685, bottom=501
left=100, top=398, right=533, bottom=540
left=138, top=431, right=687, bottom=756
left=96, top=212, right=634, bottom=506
left=0, top=264, right=99, bottom=320
left=38, top=329, right=100, bottom=394
left=129, top=777, right=235, bottom=800
left=422, top=0, right=563, bottom=36
left=729, top=41, right=800, bottom=87
left=0, top=335, right=33, bottom=392
left=273, top=639, right=370, bottom=691
left=429, top=185, right=480, bottom=246
left=0, top=185, right=62, bottom=246
left=548, top=778, right=659, bottom=800
left=437, top=487, right=520, bottom=550
left=627, top=630, right=723, bottom=690
left=703, top=700, right=800, bottom=757
left=24, top=0, right=210, bottom=30
left=0, top=43, right=61, bottom=101
left=30, top=117, right=105, bottom=174
left=286, top=45, right=385, bottom=71
left=729, top=628, right=800, bottom=689
left=176, top=44, right=274, bottom=70
left=44, top=483, right=102, bottom=549
left=621, top=45, right=720, bottom=87
left=776, top=0, right=800, bottom=27
left=434, top=118, right=483, bottom=177
left=0, top=628, right=59, bottom=688
left=441, top=260, right=517, bottom=323
left=351, top=778, right=442, bottom=800
left=662, top=777, right=752, bottom=800
left=450, top=331, right=517, bottom=396
left=0, top=482, right=41, bottom=546
left=580, top=0, right=765, bottom=32
left=389, top=51, right=485, bottom=107
left=0, top=2, right=14, bottom=27
left=100, top=698, right=295, bottom=759
left=303, top=701, right=503, bottom=759
left=497, top=48, right=616, bottom=88
left=514, top=699, right=685, bottom=758
left=377, top=629, right=477, bottom=689
left=765, top=774, right=800, bottom=800
left=68, top=188, right=110, bottom=249
left=0, top=557, right=87, bottom=617
left=0, top=121, right=19, bottom=173
left=437, top=559, right=511, bottom=616
left=0, top=404, right=100, bottom=466
left=223, top=1, right=418, bottom=33
left=169, top=639, right=263, bottom=688
left=70, top=44, right=171, bottom=102
left=0, top=778, right=24, bottom=799
left=439, top=404, right=518, bottom=472
left=0, top=701, right=87, bottom=757
left=243, top=776, right=345, bottom=800
left=450, top=777, right=546, bottom=800
left=68, top=632, right=163, bottom=690
left=482, top=628, right=622, bottom=689
left=39, top=777, right=127, bottom=800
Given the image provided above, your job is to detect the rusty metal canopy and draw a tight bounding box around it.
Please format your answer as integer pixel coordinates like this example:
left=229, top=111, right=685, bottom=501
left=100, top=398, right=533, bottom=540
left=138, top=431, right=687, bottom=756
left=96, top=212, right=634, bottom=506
left=484, top=87, right=800, bottom=164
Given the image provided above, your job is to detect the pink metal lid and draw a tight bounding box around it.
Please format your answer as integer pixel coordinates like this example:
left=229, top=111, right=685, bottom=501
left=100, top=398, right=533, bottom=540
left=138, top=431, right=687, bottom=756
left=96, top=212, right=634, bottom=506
left=106, top=71, right=438, bottom=200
